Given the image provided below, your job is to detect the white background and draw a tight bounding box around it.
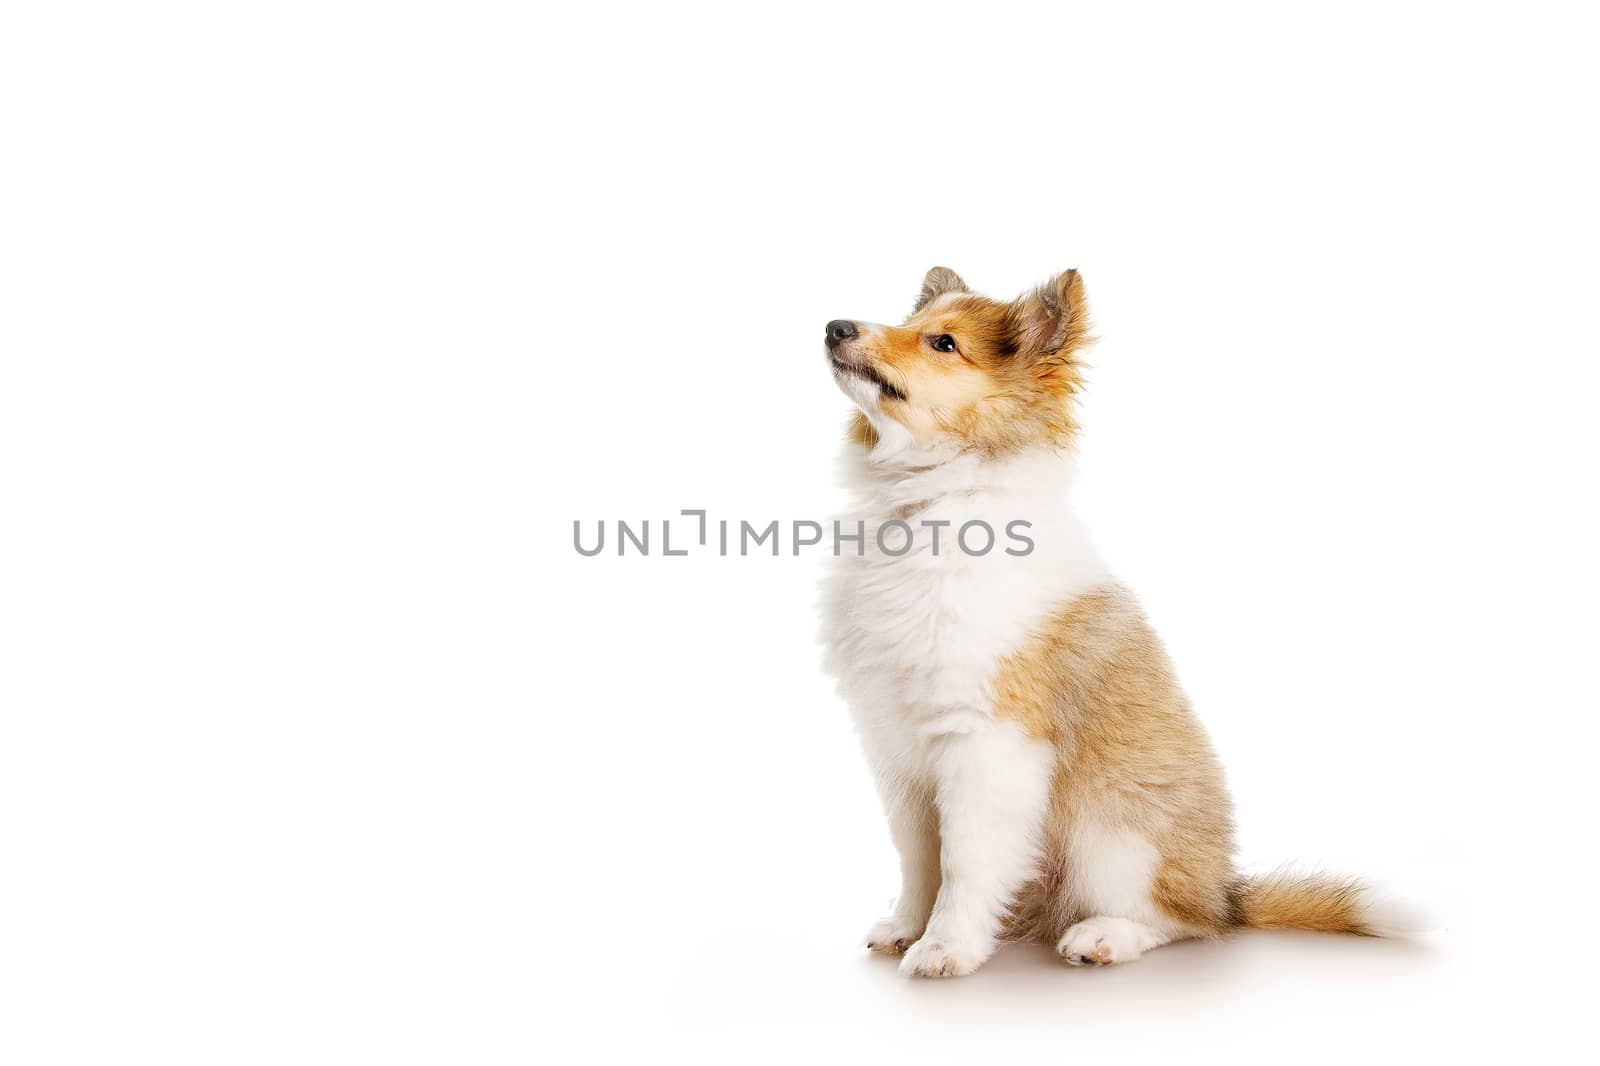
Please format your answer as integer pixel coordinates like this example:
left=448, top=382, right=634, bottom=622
left=3, top=2, right=1598, bottom=1062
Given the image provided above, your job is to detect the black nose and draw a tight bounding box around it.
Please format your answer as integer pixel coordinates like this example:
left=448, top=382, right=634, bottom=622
left=825, top=319, right=858, bottom=348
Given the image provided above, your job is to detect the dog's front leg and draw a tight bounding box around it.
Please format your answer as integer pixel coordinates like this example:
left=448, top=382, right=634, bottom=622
left=899, top=720, right=1054, bottom=978
left=864, top=787, right=941, bottom=954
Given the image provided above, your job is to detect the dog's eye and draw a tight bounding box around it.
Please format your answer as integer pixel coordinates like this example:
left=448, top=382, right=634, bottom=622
left=930, top=334, right=958, bottom=353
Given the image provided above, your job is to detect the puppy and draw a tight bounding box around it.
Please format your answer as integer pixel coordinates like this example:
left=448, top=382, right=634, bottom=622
left=821, top=267, right=1394, bottom=978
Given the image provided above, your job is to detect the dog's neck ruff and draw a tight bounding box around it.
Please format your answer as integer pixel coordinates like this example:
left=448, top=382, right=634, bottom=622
left=844, top=434, right=1081, bottom=513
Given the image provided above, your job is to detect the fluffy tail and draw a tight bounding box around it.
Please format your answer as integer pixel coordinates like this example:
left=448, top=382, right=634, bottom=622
left=1229, top=872, right=1401, bottom=936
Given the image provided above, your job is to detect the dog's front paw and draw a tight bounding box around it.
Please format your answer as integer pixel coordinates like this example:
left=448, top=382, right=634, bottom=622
left=898, top=935, right=987, bottom=978
left=864, top=915, right=925, bottom=955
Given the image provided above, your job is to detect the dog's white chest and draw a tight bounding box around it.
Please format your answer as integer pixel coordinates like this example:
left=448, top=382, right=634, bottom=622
left=821, top=450, right=1108, bottom=767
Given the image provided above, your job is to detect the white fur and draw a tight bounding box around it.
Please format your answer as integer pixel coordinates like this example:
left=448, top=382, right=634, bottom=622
left=1066, top=822, right=1168, bottom=929
left=863, top=786, right=938, bottom=953
left=1057, top=915, right=1171, bottom=966
left=1354, top=886, right=1430, bottom=938
left=897, top=721, right=1054, bottom=976
left=821, top=424, right=1109, bottom=975
left=1052, top=824, right=1183, bottom=964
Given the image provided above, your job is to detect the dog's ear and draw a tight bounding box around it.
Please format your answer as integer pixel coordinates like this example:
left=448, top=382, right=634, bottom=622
left=912, top=266, right=969, bottom=313
left=1008, top=269, right=1091, bottom=364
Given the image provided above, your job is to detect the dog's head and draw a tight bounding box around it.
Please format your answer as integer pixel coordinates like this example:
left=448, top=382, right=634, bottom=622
left=825, top=267, right=1092, bottom=455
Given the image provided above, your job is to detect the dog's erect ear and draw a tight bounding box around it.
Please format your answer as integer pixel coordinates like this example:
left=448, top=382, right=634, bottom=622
left=1008, top=269, right=1091, bottom=363
left=912, top=266, right=969, bottom=313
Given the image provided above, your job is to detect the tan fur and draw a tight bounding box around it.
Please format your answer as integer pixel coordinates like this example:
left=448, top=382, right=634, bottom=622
left=912, top=266, right=969, bottom=312
left=987, top=582, right=1375, bottom=945
left=846, top=411, right=878, bottom=450
left=1229, top=872, right=1373, bottom=935
left=993, top=584, right=1240, bottom=944
left=835, top=267, right=1093, bottom=457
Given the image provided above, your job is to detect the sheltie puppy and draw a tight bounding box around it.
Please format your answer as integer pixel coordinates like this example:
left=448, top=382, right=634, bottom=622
left=821, top=267, right=1398, bottom=978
